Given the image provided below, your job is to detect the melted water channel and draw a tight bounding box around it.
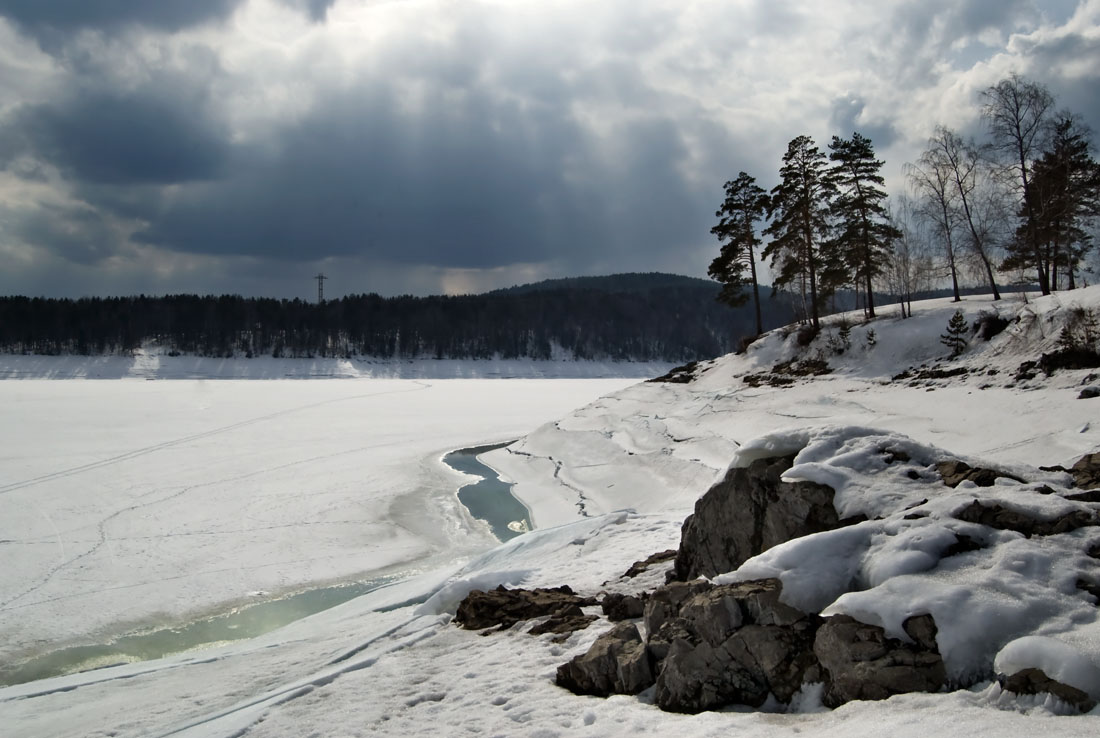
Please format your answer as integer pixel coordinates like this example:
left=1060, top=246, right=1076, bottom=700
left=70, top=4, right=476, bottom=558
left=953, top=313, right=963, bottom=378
left=444, top=442, right=531, bottom=541
left=1, top=576, right=398, bottom=687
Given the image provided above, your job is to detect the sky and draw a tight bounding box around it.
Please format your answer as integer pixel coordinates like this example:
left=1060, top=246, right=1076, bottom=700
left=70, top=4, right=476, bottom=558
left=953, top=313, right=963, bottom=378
left=0, top=0, right=1097, bottom=300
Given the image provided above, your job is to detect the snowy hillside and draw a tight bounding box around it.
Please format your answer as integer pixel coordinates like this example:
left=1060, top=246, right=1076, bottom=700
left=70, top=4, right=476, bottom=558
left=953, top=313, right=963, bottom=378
left=2, top=288, right=1099, bottom=737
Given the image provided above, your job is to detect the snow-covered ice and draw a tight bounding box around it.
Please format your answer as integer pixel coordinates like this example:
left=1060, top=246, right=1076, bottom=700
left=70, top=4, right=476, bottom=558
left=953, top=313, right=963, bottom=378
left=2, top=287, right=1100, bottom=736
left=0, top=378, right=635, bottom=669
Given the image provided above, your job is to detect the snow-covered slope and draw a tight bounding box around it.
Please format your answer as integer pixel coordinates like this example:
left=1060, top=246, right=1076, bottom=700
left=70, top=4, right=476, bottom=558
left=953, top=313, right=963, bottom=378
left=490, top=289, right=1100, bottom=525
left=2, top=288, right=1099, bottom=737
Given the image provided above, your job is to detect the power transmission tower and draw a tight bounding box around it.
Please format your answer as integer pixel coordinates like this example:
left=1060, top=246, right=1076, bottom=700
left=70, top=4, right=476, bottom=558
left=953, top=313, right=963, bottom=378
left=315, top=273, right=328, bottom=303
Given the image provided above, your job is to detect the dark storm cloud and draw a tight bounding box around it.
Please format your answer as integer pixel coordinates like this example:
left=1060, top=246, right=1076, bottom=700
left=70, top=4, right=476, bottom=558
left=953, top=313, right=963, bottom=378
left=892, top=0, right=1033, bottom=41
left=1017, top=27, right=1100, bottom=147
left=0, top=0, right=242, bottom=34
left=3, top=1, right=1096, bottom=299
left=0, top=0, right=336, bottom=46
left=18, top=88, right=229, bottom=185
left=3, top=202, right=120, bottom=265
left=281, top=0, right=338, bottom=22
left=828, top=96, right=898, bottom=151
left=128, top=81, right=711, bottom=270
left=881, top=0, right=1036, bottom=88
left=0, top=1, right=724, bottom=281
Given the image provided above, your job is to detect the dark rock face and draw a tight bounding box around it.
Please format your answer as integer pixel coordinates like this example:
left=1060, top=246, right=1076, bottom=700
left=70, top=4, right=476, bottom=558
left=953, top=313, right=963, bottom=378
left=453, top=585, right=597, bottom=633
left=620, top=549, right=677, bottom=579
left=548, top=447, right=1100, bottom=714
left=566, top=575, right=950, bottom=714
left=953, top=500, right=1096, bottom=537
left=1071, top=452, right=1100, bottom=490
left=1078, top=386, right=1100, bottom=400
left=936, top=460, right=1024, bottom=488
left=655, top=620, right=823, bottom=712
left=975, top=313, right=1010, bottom=341
left=528, top=606, right=598, bottom=637
left=942, top=533, right=984, bottom=557
left=647, top=578, right=824, bottom=713
left=999, top=667, right=1097, bottom=712
left=673, top=455, right=852, bottom=581
left=643, top=580, right=714, bottom=643
left=813, top=614, right=947, bottom=707
left=1039, top=348, right=1100, bottom=376
left=601, top=592, right=647, bottom=622
left=648, top=361, right=701, bottom=384
left=555, top=623, right=654, bottom=696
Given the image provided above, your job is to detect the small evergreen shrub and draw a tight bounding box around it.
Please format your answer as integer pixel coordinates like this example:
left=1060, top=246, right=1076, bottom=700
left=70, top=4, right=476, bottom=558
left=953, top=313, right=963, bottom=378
left=940, top=310, right=968, bottom=358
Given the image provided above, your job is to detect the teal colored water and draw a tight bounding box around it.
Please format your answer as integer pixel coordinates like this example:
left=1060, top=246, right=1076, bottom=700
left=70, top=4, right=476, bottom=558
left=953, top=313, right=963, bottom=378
left=0, top=576, right=398, bottom=686
left=444, top=442, right=530, bottom=541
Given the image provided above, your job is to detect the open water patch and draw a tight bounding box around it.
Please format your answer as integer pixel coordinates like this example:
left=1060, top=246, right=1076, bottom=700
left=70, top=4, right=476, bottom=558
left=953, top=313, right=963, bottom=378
left=444, top=442, right=531, bottom=542
left=0, top=575, right=398, bottom=687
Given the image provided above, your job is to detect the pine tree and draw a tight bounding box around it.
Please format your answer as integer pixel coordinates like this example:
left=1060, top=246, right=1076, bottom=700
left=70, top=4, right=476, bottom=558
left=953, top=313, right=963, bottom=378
left=940, top=309, right=968, bottom=357
left=764, top=135, right=837, bottom=330
left=709, top=172, right=769, bottom=336
left=827, top=132, right=901, bottom=319
left=1003, top=116, right=1100, bottom=290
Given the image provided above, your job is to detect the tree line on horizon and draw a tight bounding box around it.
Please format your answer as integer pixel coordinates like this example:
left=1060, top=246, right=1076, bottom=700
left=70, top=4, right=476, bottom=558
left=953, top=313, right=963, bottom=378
left=0, top=276, right=798, bottom=360
left=710, top=74, right=1100, bottom=333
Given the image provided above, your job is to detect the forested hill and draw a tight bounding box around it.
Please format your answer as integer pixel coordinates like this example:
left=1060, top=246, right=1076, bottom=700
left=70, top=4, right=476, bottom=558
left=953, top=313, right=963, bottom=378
left=0, top=273, right=797, bottom=361
left=490, top=273, right=719, bottom=295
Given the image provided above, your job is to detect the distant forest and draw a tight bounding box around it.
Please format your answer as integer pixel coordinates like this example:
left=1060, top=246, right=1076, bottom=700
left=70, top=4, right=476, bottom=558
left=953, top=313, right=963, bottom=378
left=0, top=273, right=799, bottom=362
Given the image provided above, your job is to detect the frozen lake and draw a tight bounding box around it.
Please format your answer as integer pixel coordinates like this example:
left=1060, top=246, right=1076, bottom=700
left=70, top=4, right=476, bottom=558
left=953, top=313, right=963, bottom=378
left=0, top=378, right=637, bottom=682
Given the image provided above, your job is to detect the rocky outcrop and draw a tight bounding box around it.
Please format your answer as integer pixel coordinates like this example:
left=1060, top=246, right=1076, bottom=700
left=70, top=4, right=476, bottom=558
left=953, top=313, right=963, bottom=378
left=1071, top=452, right=1100, bottom=490
left=936, top=460, right=1024, bottom=488
left=619, top=549, right=677, bottom=579
left=555, top=623, right=653, bottom=696
left=655, top=618, right=823, bottom=712
left=453, top=585, right=597, bottom=633
left=643, top=578, right=944, bottom=713
left=646, top=578, right=823, bottom=712
left=673, top=455, right=857, bottom=581
left=555, top=575, right=950, bottom=714
left=998, top=667, right=1096, bottom=712
left=813, top=614, right=946, bottom=707
left=523, top=444, right=1100, bottom=715
left=953, top=500, right=1096, bottom=537
left=601, top=592, right=646, bottom=621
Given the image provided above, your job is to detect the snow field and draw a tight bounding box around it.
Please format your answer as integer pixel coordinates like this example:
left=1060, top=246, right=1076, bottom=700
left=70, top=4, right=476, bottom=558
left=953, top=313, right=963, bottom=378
left=3, top=287, right=1100, bottom=736
left=0, top=378, right=636, bottom=667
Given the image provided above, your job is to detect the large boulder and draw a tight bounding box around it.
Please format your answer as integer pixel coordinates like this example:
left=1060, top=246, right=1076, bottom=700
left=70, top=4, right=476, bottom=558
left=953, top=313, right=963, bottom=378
left=453, top=585, right=597, bottom=632
left=643, top=580, right=714, bottom=639
left=601, top=592, right=647, bottom=622
left=555, top=623, right=654, bottom=697
left=673, top=455, right=855, bottom=581
left=646, top=578, right=822, bottom=713
left=655, top=634, right=764, bottom=712
left=813, top=614, right=947, bottom=707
